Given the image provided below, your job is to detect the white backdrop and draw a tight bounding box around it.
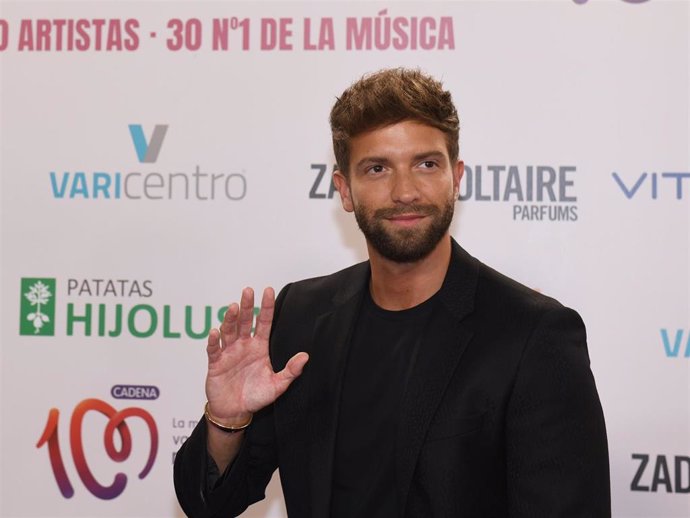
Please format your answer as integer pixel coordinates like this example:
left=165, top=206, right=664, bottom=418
left=1, top=1, right=689, bottom=517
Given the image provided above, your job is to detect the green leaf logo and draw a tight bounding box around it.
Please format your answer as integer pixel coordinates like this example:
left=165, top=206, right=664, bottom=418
left=20, top=278, right=56, bottom=336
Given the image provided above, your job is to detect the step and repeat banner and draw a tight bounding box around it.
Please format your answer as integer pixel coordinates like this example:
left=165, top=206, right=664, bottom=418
left=1, top=1, right=688, bottom=517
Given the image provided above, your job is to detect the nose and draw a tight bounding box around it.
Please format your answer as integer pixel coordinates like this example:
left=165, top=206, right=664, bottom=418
left=390, top=170, right=420, bottom=204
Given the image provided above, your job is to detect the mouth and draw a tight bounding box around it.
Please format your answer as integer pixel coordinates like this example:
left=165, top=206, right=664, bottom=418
left=385, top=214, right=427, bottom=227
left=373, top=204, right=437, bottom=228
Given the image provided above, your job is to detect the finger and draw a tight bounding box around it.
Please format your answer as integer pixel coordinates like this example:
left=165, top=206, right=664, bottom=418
left=220, top=302, right=240, bottom=346
left=206, top=328, right=221, bottom=361
left=274, top=352, right=309, bottom=396
left=254, top=287, right=275, bottom=341
left=238, top=287, right=255, bottom=338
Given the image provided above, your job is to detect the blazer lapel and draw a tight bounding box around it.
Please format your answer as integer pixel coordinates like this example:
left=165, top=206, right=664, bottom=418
left=307, top=263, right=369, bottom=517
left=395, top=240, right=479, bottom=512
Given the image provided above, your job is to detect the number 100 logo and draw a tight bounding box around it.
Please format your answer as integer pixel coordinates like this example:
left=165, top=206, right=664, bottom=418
left=36, top=398, right=158, bottom=500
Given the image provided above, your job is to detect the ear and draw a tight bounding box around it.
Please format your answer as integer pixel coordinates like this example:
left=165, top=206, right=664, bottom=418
left=453, top=160, right=464, bottom=199
left=333, top=170, right=354, bottom=212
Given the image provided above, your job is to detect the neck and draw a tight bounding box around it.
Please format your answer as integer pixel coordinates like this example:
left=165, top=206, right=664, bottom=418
left=367, top=235, right=452, bottom=310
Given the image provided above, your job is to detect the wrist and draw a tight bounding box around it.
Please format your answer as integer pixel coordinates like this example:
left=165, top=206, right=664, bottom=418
left=204, top=402, right=252, bottom=433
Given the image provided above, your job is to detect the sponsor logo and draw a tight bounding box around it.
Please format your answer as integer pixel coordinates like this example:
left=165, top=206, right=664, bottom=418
left=661, top=329, right=690, bottom=358
left=37, top=397, right=158, bottom=500
left=460, top=164, right=578, bottom=222
left=309, top=163, right=338, bottom=199
left=612, top=171, right=690, bottom=200
left=67, top=278, right=152, bottom=297
left=111, top=385, right=160, bottom=400
left=631, top=454, right=690, bottom=493
left=49, top=125, right=247, bottom=201
left=309, top=163, right=579, bottom=222
left=129, top=124, right=168, bottom=163
left=20, top=278, right=56, bottom=336
left=18, top=276, right=257, bottom=340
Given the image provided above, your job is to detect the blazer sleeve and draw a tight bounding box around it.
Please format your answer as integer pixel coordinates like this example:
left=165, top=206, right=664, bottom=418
left=173, top=285, right=293, bottom=517
left=173, top=406, right=278, bottom=517
left=505, top=306, right=611, bottom=517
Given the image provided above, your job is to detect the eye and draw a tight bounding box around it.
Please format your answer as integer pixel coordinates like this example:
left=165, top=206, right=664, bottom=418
left=366, top=164, right=385, bottom=174
left=420, top=160, right=438, bottom=170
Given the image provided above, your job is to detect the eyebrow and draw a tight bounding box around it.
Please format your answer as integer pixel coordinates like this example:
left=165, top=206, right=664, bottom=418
left=355, top=156, right=391, bottom=169
left=412, top=151, right=447, bottom=163
left=354, top=150, right=447, bottom=170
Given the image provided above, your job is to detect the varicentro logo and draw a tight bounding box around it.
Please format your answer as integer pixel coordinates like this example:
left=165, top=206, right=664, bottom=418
left=49, top=124, right=247, bottom=201
left=128, top=124, right=168, bottom=163
left=660, top=329, right=690, bottom=358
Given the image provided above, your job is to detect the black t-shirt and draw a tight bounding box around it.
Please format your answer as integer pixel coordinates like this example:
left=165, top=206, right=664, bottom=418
left=330, top=288, right=437, bottom=517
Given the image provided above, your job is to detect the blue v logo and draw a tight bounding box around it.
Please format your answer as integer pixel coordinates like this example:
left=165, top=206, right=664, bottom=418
left=128, top=124, right=169, bottom=163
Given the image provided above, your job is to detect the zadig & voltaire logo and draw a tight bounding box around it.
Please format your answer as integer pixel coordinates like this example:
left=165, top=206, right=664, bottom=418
left=309, top=163, right=579, bottom=222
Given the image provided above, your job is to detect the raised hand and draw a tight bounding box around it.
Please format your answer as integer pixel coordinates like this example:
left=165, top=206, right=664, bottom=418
left=205, top=287, right=309, bottom=428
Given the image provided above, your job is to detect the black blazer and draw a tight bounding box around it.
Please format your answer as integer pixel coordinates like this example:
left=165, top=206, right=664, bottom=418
left=174, top=240, right=611, bottom=517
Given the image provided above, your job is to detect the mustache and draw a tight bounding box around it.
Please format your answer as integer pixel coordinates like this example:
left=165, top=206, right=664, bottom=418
left=374, top=204, right=440, bottom=219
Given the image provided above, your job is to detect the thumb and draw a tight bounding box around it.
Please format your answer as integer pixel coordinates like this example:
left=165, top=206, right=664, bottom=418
left=274, top=352, right=309, bottom=394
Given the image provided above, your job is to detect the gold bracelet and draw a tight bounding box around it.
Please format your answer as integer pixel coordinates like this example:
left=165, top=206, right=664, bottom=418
left=204, top=401, right=252, bottom=433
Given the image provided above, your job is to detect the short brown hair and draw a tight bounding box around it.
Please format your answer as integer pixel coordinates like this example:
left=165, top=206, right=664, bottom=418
left=329, top=68, right=460, bottom=175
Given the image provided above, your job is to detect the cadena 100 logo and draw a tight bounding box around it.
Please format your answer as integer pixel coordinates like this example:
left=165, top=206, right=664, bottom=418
left=36, top=398, right=158, bottom=500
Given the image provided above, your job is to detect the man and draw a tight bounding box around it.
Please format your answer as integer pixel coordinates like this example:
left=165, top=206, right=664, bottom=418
left=174, top=68, right=611, bottom=517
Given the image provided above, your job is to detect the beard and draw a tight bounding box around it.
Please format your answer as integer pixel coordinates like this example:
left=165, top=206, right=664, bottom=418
left=353, top=196, right=455, bottom=263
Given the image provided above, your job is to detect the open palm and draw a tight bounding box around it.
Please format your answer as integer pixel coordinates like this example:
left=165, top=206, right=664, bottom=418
left=205, top=287, right=309, bottom=425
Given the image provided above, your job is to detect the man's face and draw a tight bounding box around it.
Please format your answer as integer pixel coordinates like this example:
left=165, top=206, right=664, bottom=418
left=333, top=120, right=463, bottom=263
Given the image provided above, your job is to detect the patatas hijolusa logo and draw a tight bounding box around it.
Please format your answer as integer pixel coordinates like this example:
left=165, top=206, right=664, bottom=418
left=20, top=278, right=56, bottom=336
